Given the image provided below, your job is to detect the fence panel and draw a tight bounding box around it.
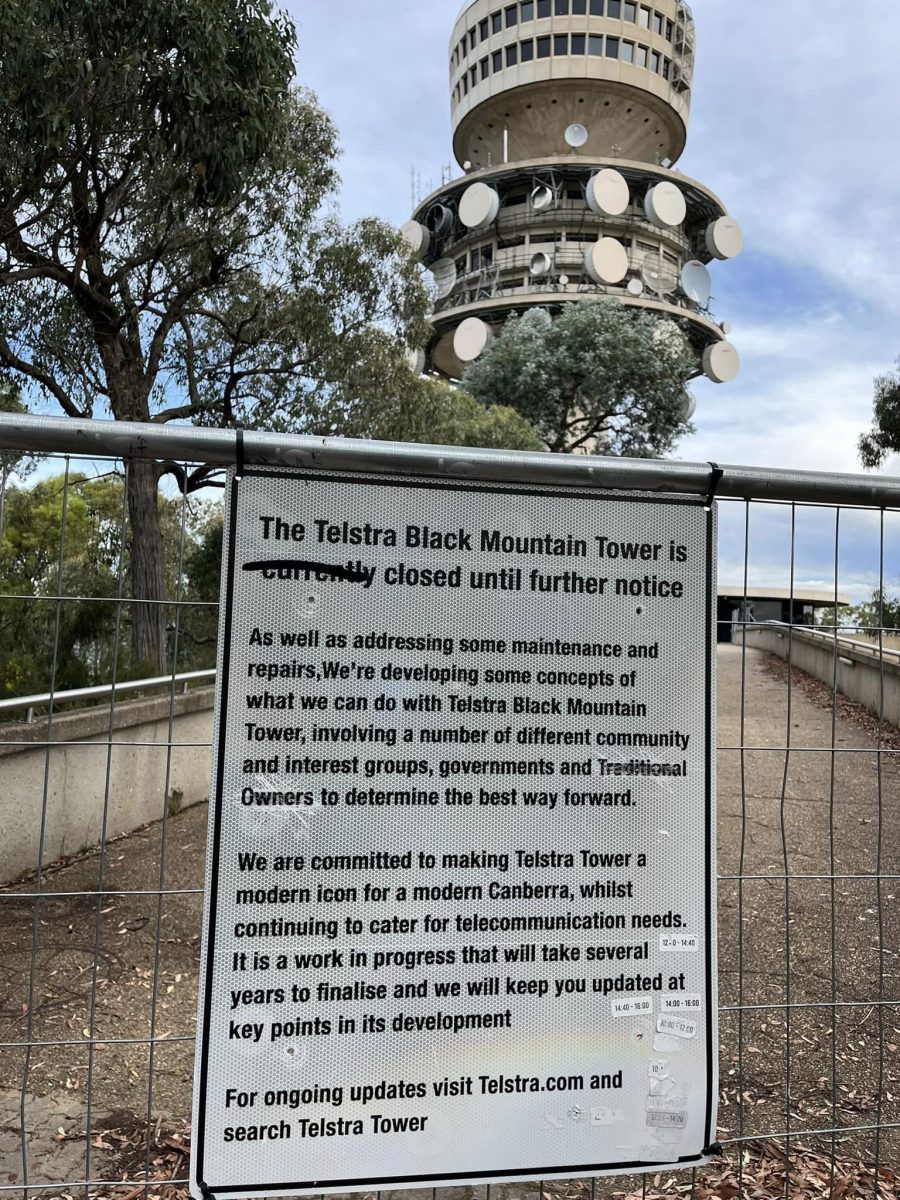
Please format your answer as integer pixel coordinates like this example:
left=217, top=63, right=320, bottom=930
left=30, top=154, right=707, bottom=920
left=0, top=413, right=897, bottom=1200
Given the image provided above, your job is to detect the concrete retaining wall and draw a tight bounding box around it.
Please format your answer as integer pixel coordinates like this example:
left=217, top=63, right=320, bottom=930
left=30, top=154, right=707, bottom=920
left=0, top=689, right=214, bottom=883
left=743, top=626, right=900, bottom=728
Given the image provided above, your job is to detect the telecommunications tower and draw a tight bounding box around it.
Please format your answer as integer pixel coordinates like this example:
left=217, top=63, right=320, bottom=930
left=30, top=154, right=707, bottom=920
left=402, top=0, right=741, bottom=385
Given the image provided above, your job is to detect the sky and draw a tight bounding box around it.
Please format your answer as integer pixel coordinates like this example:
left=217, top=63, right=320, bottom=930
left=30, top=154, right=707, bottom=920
left=283, top=0, right=900, bottom=601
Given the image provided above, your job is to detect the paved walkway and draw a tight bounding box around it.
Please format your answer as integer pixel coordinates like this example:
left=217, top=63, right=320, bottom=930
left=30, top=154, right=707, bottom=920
left=0, top=646, right=897, bottom=1197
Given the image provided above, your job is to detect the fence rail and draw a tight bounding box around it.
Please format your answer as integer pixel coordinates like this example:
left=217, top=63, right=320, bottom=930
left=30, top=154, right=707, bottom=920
left=0, top=411, right=898, bottom=1200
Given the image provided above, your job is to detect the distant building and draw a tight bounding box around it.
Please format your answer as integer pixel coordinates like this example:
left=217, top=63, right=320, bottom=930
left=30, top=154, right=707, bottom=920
left=402, top=0, right=742, bottom=389
left=717, top=587, right=850, bottom=644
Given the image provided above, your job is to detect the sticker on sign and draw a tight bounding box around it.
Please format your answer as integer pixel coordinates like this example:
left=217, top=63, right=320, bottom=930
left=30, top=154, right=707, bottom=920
left=190, top=467, right=718, bottom=1198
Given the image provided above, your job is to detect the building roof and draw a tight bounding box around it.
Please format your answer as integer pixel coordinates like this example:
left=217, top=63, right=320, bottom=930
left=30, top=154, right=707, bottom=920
left=718, top=586, right=850, bottom=608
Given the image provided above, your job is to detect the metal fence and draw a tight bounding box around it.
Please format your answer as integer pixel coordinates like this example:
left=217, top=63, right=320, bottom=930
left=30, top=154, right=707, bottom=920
left=0, top=411, right=898, bottom=1200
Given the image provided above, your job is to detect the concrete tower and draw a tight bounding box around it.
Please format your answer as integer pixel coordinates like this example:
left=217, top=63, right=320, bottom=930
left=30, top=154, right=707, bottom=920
left=402, top=0, right=741, bottom=385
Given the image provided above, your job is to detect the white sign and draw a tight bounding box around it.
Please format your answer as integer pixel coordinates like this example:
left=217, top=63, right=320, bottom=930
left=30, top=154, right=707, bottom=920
left=191, top=469, right=718, bottom=1199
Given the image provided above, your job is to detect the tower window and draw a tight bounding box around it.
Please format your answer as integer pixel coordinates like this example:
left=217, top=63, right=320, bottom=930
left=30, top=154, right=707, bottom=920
left=480, top=18, right=489, bottom=40
left=470, top=28, right=478, bottom=51
left=463, top=75, right=469, bottom=94
left=481, top=56, right=490, bottom=78
left=555, top=0, right=568, bottom=13
left=635, top=43, right=647, bottom=65
left=470, top=66, right=478, bottom=85
left=521, top=0, right=534, bottom=19
left=662, top=57, right=670, bottom=78
left=554, top=33, right=569, bottom=54
left=506, top=43, right=518, bottom=64
left=605, top=35, right=619, bottom=57
left=608, top=0, right=621, bottom=17
left=638, top=5, right=650, bottom=27
left=492, top=11, right=503, bottom=33
left=666, top=19, right=674, bottom=40
left=624, top=1, right=636, bottom=20
left=506, top=4, right=518, bottom=26
left=621, top=39, right=634, bottom=61
left=589, top=0, right=604, bottom=12
left=652, top=12, right=663, bottom=35
left=572, top=0, right=587, bottom=12
left=537, top=34, right=551, bottom=55
left=538, top=0, right=552, bottom=15
left=588, top=33, right=603, bottom=54
left=492, top=49, right=503, bottom=70
left=650, top=49, right=660, bottom=71
left=571, top=32, right=586, bottom=53
left=520, top=37, right=535, bottom=60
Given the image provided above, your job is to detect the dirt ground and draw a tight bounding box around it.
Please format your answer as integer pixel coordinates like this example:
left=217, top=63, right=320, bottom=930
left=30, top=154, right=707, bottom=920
left=1, top=644, right=898, bottom=1197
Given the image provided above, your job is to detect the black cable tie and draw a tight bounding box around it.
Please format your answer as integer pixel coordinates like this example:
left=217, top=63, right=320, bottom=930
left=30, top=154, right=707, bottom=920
left=706, top=461, right=724, bottom=509
left=235, top=423, right=245, bottom=481
left=703, top=1142, right=724, bottom=1158
left=199, top=1180, right=214, bottom=1200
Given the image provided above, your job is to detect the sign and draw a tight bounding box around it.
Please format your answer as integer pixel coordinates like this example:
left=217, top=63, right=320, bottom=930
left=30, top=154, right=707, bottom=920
left=191, top=468, right=718, bottom=1199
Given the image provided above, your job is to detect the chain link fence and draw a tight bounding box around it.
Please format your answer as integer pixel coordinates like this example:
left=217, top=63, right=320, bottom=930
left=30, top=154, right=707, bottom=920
left=0, top=412, right=897, bottom=1199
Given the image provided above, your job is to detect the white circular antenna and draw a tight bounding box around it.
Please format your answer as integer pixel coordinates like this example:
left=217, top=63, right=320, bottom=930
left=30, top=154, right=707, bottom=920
left=680, top=393, right=697, bottom=422
left=559, top=274, right=570, bottom=286
left=640, top=257, right=678, bottom=296
left=644, top=182, right=686, bottom=228
left=459, top=182, right=500, bottom=229
left=586, top=169, right=630, bottom=217
left=463, top=160, right=473, bottom=171
left=531, top=183, right=554, bottom=211
left=584, top=238, right=629, bottom=285
left=530, top=252, right=553, bottom=277
left=430, top=257, right=457, bottom=300
left=426, top=204, right=453, bottom=237
left=565, top=123, right=589, bottom=149
left=405, top=347, right=426, bottom=376
left=453, top=317, right=494, bottom=363
left=399, top=220, right=430, bottom=260
left=680, top=260, right=713, bottom=307
left=706, top=217, right=744, bottom=260
left=703, top=340, right=740, bottom=384
left=432, top=331, right=464, bottom=379
left=626, top=278, right=644, bottom=297
left=721, top=320, right=733, bottom=335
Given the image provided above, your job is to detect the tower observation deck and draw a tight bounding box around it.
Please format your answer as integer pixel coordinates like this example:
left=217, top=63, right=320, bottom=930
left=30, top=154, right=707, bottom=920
left=402, top=0, right=741, bottom=385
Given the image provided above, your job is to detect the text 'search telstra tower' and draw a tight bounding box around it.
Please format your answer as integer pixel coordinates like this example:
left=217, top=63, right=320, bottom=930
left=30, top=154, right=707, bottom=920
left=402, top=0, right=742, bottom=385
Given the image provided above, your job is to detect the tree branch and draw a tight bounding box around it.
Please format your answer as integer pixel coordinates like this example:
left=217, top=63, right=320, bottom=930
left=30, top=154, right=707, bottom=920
left=0, top=335, right=85, bottom=418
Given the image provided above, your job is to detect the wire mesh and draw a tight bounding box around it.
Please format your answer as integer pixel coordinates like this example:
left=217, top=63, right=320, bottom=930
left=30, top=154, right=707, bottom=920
left=0, top=437, right=896, bottom=1200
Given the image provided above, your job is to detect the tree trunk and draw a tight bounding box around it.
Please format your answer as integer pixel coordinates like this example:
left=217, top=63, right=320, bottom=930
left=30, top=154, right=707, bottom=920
left=126, top=458, right=167, bottom=674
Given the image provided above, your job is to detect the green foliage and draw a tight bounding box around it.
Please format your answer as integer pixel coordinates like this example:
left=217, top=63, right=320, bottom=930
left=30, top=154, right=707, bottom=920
left=0, top=0, right=430, bottom=668
left=846, top=587, right=900, bottom=631
left=364, top=378, right=543, bottom=452
left=859, top=361, right=900, bottom=469
left=462, top=302, right=697, bottom=456
left=0, top=473, right=220, bottom=699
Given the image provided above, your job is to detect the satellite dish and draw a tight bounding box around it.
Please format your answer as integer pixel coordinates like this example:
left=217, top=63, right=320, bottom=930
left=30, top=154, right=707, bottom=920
left=459, top=182, right=500, bottom=228
left=531, top=183, right=554, bottom=211
left=706, top=216, right=744, bottom=260
left=703, top=340, right=740, bottom=384
left=529, top=252, right=553, bottom=277
left=640, top=256, right=678, bottom=296
left=584, top=238, right=629, bottom=285
left=453, top=317, right=494, bottom=363
left=627, top=278, right=644, bottom=297
left=721, top=320, right=733, bottom=335
left=680, top=393, right=697, bottom=422
left=430, top=257, right=457, bottom=300
left=426, top=203, right=453, bottom=237
left=644, top=182, right=686, bottom=228
left=399, top=220, right=430, bottom=260
left=463, top=160, right=473, bottom=171
left=559, top=274, right=570, bottom=286
left=680, top=260, right=712, bottom=307
left=586, top=169, right=630, bottom=217
left=565, top=123, right=589, bottom=149
left=405, top=347, right=426, bottom=376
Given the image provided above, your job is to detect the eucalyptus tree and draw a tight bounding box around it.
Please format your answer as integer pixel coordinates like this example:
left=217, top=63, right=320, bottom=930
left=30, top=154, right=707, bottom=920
left=462, top=302, right=698, bottom=457
left=0, top=0, right=429, bottom=671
